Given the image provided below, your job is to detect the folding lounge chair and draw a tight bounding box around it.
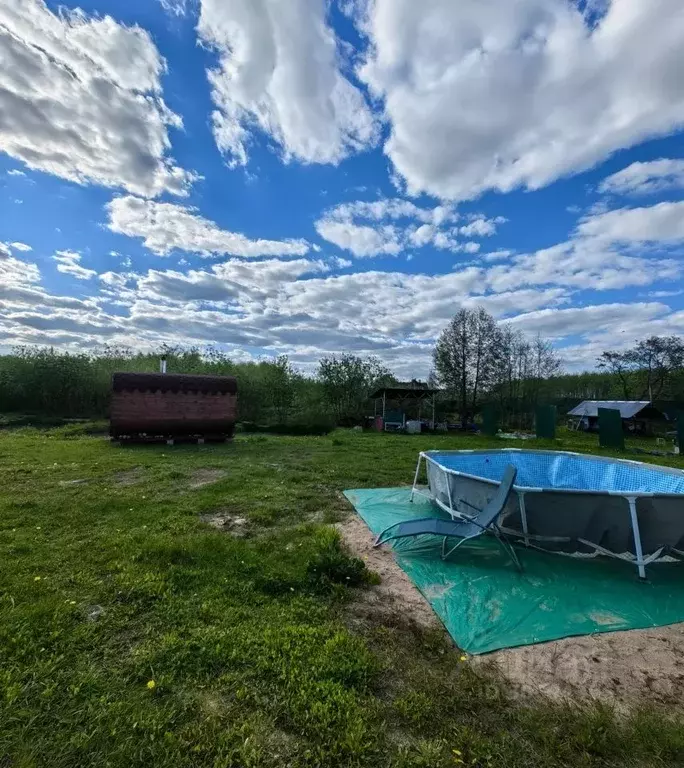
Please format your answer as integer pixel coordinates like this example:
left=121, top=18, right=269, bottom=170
left=374, top=464, right=522, bottom=570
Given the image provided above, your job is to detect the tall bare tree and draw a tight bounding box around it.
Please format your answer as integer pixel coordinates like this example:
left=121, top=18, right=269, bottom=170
left=487, top=327, right=562, bottom=426
left=528, top=334, right=563, bottom=404
left=435, top=310, right=563, bottom=428
left=433, top=309, right=469, bottom=426
left=433, top=308, right=501, bottom=428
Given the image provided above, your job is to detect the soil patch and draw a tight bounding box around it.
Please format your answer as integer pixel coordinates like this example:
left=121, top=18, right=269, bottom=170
left=189, top=469, right=227, bottom=489
left=336, top=515, right=439, bottom=632
left=199, top=510, right=248, bottom=536
left=113, top=468, right=143, bottom=486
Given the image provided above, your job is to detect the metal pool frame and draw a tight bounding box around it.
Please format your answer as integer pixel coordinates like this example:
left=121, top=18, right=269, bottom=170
left=410, top=448, right=684, bottom=579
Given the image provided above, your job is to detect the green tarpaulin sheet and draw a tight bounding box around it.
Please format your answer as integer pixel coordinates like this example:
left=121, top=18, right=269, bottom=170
left=343, top=487, right=684, bottom=654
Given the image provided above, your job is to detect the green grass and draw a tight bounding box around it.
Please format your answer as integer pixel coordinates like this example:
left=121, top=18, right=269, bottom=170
left=1, top=425, right=684, bottom=767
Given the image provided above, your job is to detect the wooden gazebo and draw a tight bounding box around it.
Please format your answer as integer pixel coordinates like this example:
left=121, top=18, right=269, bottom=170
left=370, top=385, right=440, bottom=431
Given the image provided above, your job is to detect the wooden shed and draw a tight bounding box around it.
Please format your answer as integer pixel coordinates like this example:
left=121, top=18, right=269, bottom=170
left=110, top=372, right=238, bottom=443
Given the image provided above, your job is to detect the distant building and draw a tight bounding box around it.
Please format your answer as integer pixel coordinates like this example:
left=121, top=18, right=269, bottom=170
left=567, top=400, right=667, bottom=434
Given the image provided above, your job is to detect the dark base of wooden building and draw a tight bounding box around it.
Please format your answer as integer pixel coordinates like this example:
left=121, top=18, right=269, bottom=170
left=112, top=434, right=233, bottom=445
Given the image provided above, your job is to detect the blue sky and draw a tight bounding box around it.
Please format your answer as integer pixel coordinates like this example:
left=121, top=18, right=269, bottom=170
left=1, top=0, right=684, bottom=378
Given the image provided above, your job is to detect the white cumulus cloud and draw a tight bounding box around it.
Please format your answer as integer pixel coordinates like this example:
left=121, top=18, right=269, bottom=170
left=138, top=258, right=329, bottom=303
left=106, top=196, right=310, bottom=258
left=315, top=198, right=501, bottom=257
left=577, top=201, right=684, bottom=243
left=599, top=159, right=684, bottom=196
left=460, top=218, right=505, bottom=238
left=357, top=0, right=684, bottom=200
left=1, top=242, right=40, bottom=287
left=315, top=220, right=402, bottom=258
left=0, top=0, right=197, bottom=196
left=197, top=0, right=378, bottom=167
left=508, top=303, right=670, bottom=340
left=53, top=251, right=97, bottom=281
left=2, top=226, right=682, bottom=376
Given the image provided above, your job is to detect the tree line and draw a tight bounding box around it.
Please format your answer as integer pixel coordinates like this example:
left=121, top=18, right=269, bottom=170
left=432, top=309, right=684, bottom=427
left=597, top=337, right=684, bottom=401
left=1, top=307, right=683, bottom=430
left=0, top=345, right=394, bottom=430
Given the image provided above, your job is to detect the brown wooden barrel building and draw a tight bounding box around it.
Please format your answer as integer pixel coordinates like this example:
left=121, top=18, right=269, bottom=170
left=110, top=372, right=238, bottom=442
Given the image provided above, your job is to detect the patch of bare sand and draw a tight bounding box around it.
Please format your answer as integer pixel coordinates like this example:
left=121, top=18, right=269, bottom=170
left=336, top=515, right=438, bottom=632
left=476, top=624, right=684, bottom=708
left=338, top=513, right=684, bottom=708
left=189, top=469, right=227, bottom=489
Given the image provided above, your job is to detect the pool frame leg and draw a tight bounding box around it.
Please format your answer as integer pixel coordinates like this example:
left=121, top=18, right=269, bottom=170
left=445, top=464, right=456, bottom=518
left=517, top=491, right=530, bottom=547
left=626, top=495, right=646, bottom=580
left=410, top=453, right=424, bottom=502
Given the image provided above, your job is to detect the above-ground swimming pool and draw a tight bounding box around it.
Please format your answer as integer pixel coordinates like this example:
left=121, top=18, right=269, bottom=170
left=414, top=449, right=684, bottom=578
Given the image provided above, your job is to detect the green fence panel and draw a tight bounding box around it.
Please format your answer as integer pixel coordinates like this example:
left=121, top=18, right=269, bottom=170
left=535, top=405, right=557, bottom=439
left=598, top=407, right=624, bottom=449
left=481, top=404, right=498, bottom=436
left=677, top=411, right=684, bottom=455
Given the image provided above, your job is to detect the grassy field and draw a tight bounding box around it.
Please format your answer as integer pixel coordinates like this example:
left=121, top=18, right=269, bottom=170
left=1, top=424, right=684, bottom=767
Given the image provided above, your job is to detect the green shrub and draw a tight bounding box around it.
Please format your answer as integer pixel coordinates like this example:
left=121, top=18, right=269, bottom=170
left=254, top=528, right=375, bottom=597
left=238, top=413, right=336, bottom=436
left=306, top=529, right=372, bottom=591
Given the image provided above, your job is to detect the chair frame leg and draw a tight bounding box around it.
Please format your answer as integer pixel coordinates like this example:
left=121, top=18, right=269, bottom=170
left=441, top=535, right=471, bottom=559
left=494, top=528, right=523, bottom=571
left=380, top=525, right=524, bottom=573
left=441, top=532, right=522, bottom=571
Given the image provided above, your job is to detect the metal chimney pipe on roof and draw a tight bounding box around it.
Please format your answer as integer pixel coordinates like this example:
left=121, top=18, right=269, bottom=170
left=160, top=355, right=167, bottom=374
